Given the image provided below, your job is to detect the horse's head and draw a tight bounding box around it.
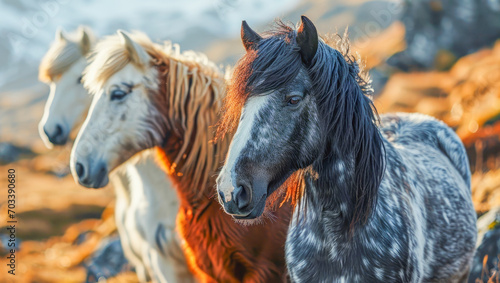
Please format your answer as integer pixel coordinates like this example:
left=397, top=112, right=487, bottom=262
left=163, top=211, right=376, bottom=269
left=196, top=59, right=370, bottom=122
left=38, top=26, right=95, bottom=147
left=70, top=30, right=164, bottom=188
left=217, top=16, right=383, bottom=223
left=216, top=17, right=322, bottom=219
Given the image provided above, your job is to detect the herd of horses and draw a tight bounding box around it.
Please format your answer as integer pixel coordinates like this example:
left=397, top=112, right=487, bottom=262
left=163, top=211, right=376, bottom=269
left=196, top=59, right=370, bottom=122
left=38, top=15, right=477, bottom=283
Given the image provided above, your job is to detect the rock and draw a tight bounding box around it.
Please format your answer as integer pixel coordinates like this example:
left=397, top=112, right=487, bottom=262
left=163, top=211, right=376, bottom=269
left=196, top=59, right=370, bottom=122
left=388, top=0, right=500, bottom=71
left=84, top=235, right=133, bottom=283
left=469, top=207, right=500, bottom=282
left=0, top=142, right=35, bottom=164
left=0, top=233, right=21, bottom=255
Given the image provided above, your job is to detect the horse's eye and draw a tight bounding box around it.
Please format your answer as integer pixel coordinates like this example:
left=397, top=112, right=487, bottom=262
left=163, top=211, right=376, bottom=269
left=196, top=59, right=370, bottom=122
left=287, top=96, right=302, bottom=105
left=110, top=89, right=128, bottom=101
left=77, top=76, right=82, bottom=84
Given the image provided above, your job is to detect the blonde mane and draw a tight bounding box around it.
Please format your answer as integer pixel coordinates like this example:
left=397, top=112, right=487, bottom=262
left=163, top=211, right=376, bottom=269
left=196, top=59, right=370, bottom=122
left=83, top=31, right=231, bottom=195
left=39, top=27, right=94, bottom=82
left=157, top=46, right=231, bottom=195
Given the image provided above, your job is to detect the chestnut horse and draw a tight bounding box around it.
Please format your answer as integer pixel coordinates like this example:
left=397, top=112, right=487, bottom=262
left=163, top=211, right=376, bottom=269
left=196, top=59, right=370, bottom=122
left=70, top=30, right=291, bottom=282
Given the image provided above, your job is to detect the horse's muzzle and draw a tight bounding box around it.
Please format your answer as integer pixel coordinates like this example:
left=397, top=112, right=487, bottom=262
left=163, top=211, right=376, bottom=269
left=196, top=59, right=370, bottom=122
left=219, top=187, right=267, bottom=220
left=74, top=158, right=109, bottom=189
left=44, top=123, right=69, bottom=145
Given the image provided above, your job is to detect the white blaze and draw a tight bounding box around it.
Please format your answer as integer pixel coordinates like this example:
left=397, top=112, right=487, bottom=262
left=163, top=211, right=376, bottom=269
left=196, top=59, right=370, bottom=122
left=218, top=95, right=270, bottom=202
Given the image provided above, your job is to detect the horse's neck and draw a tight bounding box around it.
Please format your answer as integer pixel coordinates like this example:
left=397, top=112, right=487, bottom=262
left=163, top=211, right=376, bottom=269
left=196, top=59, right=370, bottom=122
left=160, top=144, right=216, bottom=207
left=304, top=156, right=359, bottom=232
left=310, top=156, right=352, bottom=202
left=131, top=153, right=180, bottom=223
left=131, top=153, right=167, bottom=191
left=112, top=151, right=180, bottom=219
left=110, top=167, right=131, bottom=203
left=157, top=133, right=196, bottom=197
left=294, top=171, right=365, bottom=246
left=300, top=150, right=389, bottom=238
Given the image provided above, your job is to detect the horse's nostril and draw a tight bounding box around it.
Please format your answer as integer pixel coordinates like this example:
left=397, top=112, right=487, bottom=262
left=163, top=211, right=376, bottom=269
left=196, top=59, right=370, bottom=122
left=233, top=185, right=251, bottom=209
left=45, top=124, right=67, bottom=145
left=54, top=124, right=63, bottom=137
left=75, top=162, right=85, bottom=179
left=218, top=190, right=225, bottom=202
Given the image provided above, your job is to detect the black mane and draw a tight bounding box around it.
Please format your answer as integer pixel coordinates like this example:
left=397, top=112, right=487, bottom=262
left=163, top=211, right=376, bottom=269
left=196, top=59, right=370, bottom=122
left=241, top=20, right=385, bottom=228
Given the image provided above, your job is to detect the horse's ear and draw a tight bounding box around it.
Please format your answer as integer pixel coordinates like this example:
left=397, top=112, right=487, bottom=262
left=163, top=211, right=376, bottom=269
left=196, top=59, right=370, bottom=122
left=56, top=27, right=66, bottom=42
left=117, top=30, right=150, bottom=67
left=296, top=15, right=318, bottom=66
left=241, top=20, right=262, bottom=52
left=78, top=26, right=92, bottom=55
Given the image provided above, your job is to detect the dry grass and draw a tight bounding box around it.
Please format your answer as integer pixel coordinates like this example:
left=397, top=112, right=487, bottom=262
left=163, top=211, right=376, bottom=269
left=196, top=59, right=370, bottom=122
left=0, top=202, right=138, bottom=282
left=375, top=40, right=500, bottom=140
left=474, top=255, right=500, bottom=283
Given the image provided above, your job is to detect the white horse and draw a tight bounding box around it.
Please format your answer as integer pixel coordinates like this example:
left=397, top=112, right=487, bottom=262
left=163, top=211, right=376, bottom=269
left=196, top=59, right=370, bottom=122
left=38, top=26, right=93, bottom=147
left=38, top=27, right=193, bottom=283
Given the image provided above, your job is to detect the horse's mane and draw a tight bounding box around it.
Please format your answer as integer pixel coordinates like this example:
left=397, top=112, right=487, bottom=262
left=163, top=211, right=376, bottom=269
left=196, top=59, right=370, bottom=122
left=217, top=20, right=384, bottom=227
left=39, top=27, right=94, bottom=83
left=84, top=31, right=231, bottom=196
left=154, top=45, right=231, bottom=196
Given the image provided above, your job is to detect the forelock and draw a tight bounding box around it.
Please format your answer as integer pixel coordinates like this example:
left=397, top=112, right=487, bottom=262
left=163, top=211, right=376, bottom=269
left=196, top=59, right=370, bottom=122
left=39, top=34, right=88, bottom=83
left=83, top=33, right=142, bottom=95
left=216, top=20, right=303, bottom=141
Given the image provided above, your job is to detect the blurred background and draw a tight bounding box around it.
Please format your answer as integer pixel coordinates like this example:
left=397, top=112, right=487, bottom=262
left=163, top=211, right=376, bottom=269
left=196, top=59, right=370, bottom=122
left=1, top=0, right=500, bottom=282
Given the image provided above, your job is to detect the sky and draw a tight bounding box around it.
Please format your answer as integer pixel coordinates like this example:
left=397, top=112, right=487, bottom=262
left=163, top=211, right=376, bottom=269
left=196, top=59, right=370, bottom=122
left=0, top=0, right=300, bottom=88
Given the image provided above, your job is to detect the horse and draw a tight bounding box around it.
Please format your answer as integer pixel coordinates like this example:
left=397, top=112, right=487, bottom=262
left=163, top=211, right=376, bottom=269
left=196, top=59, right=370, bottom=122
left=38, top=27, right=192, bottom=283
left=39, top=26, right=94, bottom=147
left=70, top=30, right=291, bottom=282
left=216, top=16, right=478, bottom=282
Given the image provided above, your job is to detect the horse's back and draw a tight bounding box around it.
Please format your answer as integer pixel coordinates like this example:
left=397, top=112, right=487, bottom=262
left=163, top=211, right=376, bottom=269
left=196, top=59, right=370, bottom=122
left=380, top=112, right=471, bottom=186
left=379, top=112, right=476, bottom=282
